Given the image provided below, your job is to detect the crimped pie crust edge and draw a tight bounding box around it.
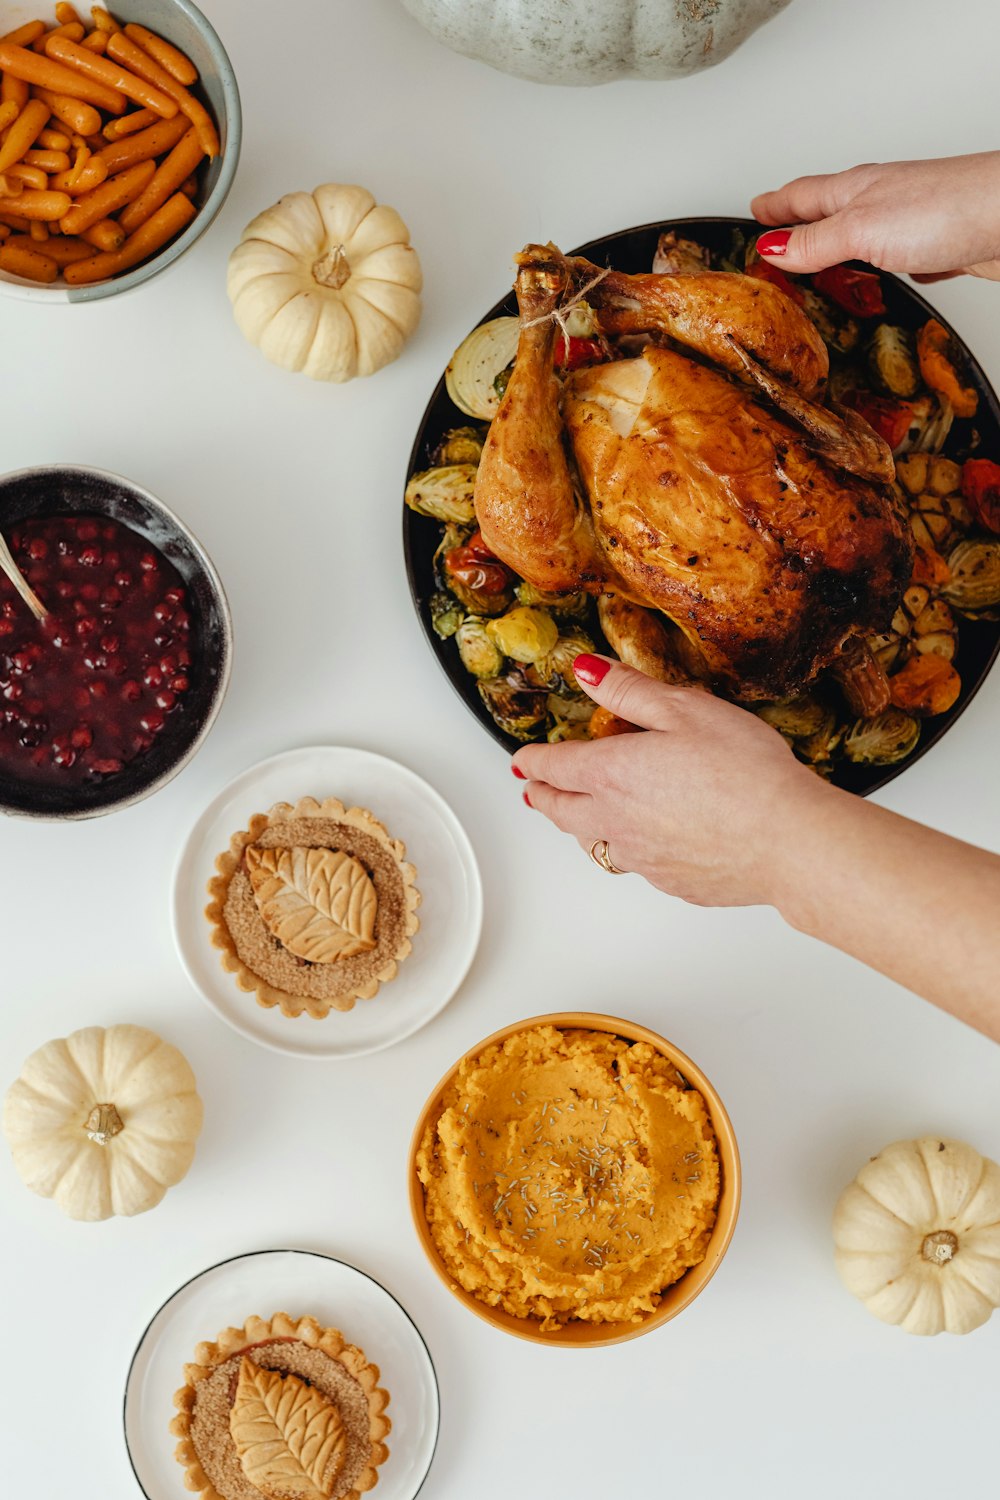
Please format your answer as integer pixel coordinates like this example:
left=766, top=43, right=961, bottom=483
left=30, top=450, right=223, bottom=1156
left=169, top=1311, right=391, bottom=1500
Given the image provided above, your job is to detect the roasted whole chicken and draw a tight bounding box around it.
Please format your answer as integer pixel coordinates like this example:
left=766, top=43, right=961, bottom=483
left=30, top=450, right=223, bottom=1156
left=474, top=243, right=913, bottom=708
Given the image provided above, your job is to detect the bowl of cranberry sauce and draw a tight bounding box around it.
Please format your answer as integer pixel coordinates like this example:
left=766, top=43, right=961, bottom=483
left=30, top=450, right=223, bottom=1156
left=0, top=466, right=232, bottom=820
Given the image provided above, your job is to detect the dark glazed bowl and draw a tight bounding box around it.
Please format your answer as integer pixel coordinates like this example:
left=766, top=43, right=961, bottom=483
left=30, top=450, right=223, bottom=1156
left=0, top=465, right=232, bottom=820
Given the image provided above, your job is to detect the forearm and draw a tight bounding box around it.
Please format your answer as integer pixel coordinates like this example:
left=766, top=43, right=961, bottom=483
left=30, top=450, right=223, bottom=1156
left=770, top=785, right=1000, bottom=1039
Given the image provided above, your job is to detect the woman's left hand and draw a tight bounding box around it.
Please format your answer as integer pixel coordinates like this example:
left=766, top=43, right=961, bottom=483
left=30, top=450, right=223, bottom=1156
left=511, top=654, right=826, bottom=907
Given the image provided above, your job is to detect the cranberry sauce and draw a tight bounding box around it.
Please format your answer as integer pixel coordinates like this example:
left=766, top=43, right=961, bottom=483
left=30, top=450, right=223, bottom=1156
left=0, top=513, right=194, bottom=786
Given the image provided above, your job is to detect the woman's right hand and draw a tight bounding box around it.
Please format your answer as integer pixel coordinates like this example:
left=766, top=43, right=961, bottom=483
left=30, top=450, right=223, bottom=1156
left=751, top=152, right=1000, bottom=281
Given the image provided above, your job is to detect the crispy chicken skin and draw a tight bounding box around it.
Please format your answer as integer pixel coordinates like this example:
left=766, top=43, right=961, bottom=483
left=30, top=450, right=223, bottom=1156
left=474, top=244, right=912, bottom=703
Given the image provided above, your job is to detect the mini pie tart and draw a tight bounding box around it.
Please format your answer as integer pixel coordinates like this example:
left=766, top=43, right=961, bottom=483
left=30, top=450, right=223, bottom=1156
left=206, top=796, right=420, bottom=1018
left=170, top=1312, right=391, bottom=1500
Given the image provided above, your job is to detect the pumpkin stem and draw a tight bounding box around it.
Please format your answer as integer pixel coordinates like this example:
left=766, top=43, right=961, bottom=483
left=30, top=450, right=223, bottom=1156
left=84, top=1102, right=124, bottom=1144
left=921, top=1229, right=959, bottom=1264
left=312, top=245, right=351, bottom=291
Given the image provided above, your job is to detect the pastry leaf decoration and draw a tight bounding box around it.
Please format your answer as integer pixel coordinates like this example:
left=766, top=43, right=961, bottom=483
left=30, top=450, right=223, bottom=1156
left=229, top=1357, right=346, bottom=1500
left=245, top=846, right=378, bottom=962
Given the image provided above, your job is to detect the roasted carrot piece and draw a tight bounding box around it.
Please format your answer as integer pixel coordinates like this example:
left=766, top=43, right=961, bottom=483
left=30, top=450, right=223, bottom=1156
left=0, top=42, right=126, bottom=113
left=32, top=87, right=100, bottom=135
left=0, top=99, right=51, bottom=175
left=56, top=4, right=84, bottom=24
left=4, top=163, right=49, bottom=190
left=95, top=111, right=185, bottom=171
left=38, top=127, right=72, bottom=149
left=0, top=189, right=72, bottom=221
left=6, top=228, right=92, bottom=263
left=106, top=31, right=217, bottom=156
left=179, top=172, right=197, bottom=196
left=0, top=208, right=30, bottom=229
left=122, top=22, right=197, bottom=85
left=102, top=105, right=156, bottom=139
left=64, top=186, right=194, bottom=282
left=50, top=152, right=108, bottom=194
left=25, top=148, right=71, bottom=172
left=32, top=22, right=86, bottom=52
left=80, top=216, right=123, bottom=250
left=0, top=99, right=21, bottom=132
left=29, top=218, right=49, bottom=241
left=59, top=156, right=153, bottom=232
left=119, top=124, right=201, bottom=234
left=90, top=6, right=121, bottom=34
left=0, top=21, right=46, bottom=47
left=0, top=239, right=58, bottom=280
left=45, top=34, right=178, bottom=116
left=81, top=29, right=108, bottom=54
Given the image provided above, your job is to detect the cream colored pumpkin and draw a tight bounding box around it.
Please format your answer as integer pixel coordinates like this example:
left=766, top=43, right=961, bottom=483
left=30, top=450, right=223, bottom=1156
left=3, top=1024, right=203, bottom=1222
left=227, top=184, right=422, bottom=382
left=833, top=1137, right=1000, bottom=1335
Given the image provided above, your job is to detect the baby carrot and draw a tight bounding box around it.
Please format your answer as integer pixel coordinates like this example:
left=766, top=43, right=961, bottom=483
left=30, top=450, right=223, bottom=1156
left=103, top=106, right=156, bottom=138
left=81, top=29, right=108, bottom=54
left=45, top=34, right=178, bottom=117
left=118, top=124, right=201, bottom=234
left=33, top=22, right=85, bottom=52
left=0, top=21, right=46, bottom=47
left=0, top=239, right=58, bottom=281
left=32, top=88, right=101, bottom=135
left=179, top=173, right=197, bottom=196
left=1, top=72, right=29, bottom=110
left=106, top=31, right=217, bottom=156
left=0, top=98, right=51, bottom=175
left=95, top=111, right=185, bottom=172
left=0, top=99, right=19, bottom=132
left=0, top=223, right=8, bottom=238
left=6, top=229, right=92, bottom=264
left=25, top=148, right=72, bottom=172
left=122, top=22, right=196, bottom=85
left=90, top=6, right=121, bottom=33
left=80, top=216, right=123, bottom=250
left=0, top=42, right=127, bottom=114
left=56, top=3, right=83, bottom=23
left=59, top=156, right=153, bottom=232
left=4, top=163, right=48, bottom=190
left=38, top=127, right=72, bottom=149
left=0, top=173, right=23, bottom=196
left=50, top=153, right=108, bottom=193
left=64, top=186, right=194, bottom=282
left=29, top=217, right=48, bottom=241
left=0, top=189, right=72, bottom=220
left=0, top=208, right=30, bottom=229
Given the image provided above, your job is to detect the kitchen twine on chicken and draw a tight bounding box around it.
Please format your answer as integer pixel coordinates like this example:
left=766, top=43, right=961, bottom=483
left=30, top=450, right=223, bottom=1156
left=520, top=266, right=611, bottom=356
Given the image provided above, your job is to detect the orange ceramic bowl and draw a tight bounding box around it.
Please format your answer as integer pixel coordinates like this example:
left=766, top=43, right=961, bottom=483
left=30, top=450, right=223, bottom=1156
left=408, top=1011, right=741, bottom=1347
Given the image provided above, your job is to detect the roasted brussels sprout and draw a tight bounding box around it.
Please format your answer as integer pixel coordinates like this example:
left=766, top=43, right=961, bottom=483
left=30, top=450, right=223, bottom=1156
left=515, top=581, right=590, bottom=619
left=942, top=539, right=1000, bottom=614
left=755, top=695, right=835, bottom=739
left=478, top=673, right=549, bottom=741
left=799, top=287, right=860, bottom=355
left=429, top=591, right=465, bottom=640
left=653, top=231, right=711, bottom=276
left=456, top=616, right=504, bottom=678
left=843, top=709, right=921, bottom=766
left=534, top=627, right=597, bottom=690
left=434, top=425, right=486, bottom=466
left=796, top=720, right=845, bottom=765
left=438, top=528, right=515, bottom=616
left=405, top=464, right=478, bottom=525
left=485, top=605, right=559, bottom=664
left=867, top=324, right=919, bottom=398
left=547, top=691, right=593, bottom=742
left=445, top=316, right=520, bottom=420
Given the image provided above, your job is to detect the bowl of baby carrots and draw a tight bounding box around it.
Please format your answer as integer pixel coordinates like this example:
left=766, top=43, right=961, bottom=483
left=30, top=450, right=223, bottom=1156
left=0, top=0, right=239, bottom=299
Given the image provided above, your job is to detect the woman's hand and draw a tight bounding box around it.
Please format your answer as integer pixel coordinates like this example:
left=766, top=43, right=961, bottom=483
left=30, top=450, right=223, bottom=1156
left=511, top=654, right=826, bottom=907
left=751, top=153, right=1000, bottom=281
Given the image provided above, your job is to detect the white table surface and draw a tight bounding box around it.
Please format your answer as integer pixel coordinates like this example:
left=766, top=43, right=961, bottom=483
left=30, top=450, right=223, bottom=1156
left=3, top=0, right=999, bottom=1495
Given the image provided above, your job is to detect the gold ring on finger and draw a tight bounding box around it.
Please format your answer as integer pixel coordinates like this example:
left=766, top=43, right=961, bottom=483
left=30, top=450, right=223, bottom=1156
left=589, top=838, right=626, bottom=875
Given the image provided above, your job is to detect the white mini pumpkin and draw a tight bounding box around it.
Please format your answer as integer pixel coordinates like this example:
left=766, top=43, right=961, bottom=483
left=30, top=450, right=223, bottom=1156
left=227, top=184, right=422, bottom=382
left=398, top=0, right=792, bottom=85
left=3, top=1024, right=203, bottom=1222
left=833, top=1137, right=1000, bottom=1336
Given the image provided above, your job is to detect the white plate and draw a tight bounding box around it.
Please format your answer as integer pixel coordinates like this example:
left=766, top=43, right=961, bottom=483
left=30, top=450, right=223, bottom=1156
left=123, top=1249, right=440, bottom=1500
left=172, top=746, right=482, bottom=1060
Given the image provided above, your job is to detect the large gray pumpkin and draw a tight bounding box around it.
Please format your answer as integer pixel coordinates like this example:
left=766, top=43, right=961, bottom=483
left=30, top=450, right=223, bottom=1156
left=398, top=0, right=793, bottom=85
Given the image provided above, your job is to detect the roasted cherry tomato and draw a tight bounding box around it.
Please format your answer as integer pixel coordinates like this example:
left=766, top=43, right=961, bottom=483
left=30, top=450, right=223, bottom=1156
left=746, top=260, right=805, bottom=305
left=553, top=335, right=605, bottom=371
left=961, top=458, right=1000, bottom=533
left=444, top=530, right=512, bottom=594
left=813, top=265, right=886, bottom=317
left=843, top=390, right=913, bottom=450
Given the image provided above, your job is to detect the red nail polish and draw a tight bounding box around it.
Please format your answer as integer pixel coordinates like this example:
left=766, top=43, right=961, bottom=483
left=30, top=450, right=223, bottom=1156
left=756, top=229, right=791, bottom=257
left=574, top=653, right=611, bottom=687
left=511, top=764, right=526, bottom=779
left=523, top=789, right=533, bottom=808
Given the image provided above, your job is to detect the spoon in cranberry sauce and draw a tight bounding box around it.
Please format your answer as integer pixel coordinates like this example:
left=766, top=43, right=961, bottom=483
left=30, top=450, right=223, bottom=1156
left=0, top=528, right=48, bottom=622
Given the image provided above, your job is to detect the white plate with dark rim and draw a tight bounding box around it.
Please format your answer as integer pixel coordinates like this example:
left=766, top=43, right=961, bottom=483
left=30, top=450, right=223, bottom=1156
left=123, top=1249, right=440, bottom=1500
left=172, top=746, right=482, bottom=1060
